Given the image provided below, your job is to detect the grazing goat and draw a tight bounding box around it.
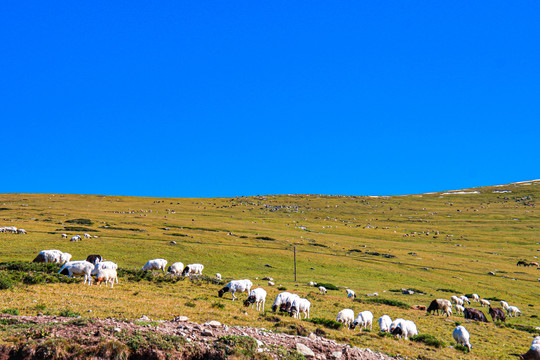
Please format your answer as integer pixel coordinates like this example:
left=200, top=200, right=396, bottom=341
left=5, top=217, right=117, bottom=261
left=319, top=286, right=327, bottom=294
left=142, top=258, right=168, bottom=272
left=346, top=289, right=356, bottom=298
left=290, top=298, right=311, bottom=319
left=181, top=263, right=204, bottom=276
left=351, top=311, right=373, bottom=331
left=272, top=292, right=292, bottom=312
left=379, top=315, right=392, bottom=332
left=453, top=325, right=472, bottom=352
left=464, top=307, right=488, bottom=322
left=507, top=306, right=522, bottom=317
left=218, top=279, right=253, bottom=300
left=94, top=268, right=117, bottom=288
left=336, top=309, right=355, bottom=329
left=57, top=261, right=94, bottom=285
left=488, top=306, right=506, bottom=322
left=391, top=320, right=418, bottom=340
left=167, top=262, right=185, bottom=275
left=243, top=288, right=267, bottom=311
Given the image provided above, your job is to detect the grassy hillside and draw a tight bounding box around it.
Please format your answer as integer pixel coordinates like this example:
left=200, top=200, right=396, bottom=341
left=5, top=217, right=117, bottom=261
left=0, top=180, right=539, bottom=359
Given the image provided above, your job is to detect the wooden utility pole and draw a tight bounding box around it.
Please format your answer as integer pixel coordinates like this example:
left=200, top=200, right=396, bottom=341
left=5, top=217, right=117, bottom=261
left=294, top=246, right=297, bottom=282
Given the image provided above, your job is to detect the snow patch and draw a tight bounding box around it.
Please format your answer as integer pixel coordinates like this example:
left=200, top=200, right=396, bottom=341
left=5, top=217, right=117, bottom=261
left=441, top=191, right=480, bottom=195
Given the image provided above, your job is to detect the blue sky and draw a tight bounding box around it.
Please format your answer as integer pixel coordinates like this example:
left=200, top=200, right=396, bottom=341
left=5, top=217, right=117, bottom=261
left=1, top=1, right=539, bottom=197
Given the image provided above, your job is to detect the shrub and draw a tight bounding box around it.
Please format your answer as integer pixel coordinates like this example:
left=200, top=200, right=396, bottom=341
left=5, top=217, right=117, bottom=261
left=305, top=318, right=343, bottom=330
left=62, top=226, right=97, bottom=232
left=185, top=301, right=196, bottom=308
left=316, top=282, right=339, bottom=291
left=58, top=309, right=80, bottom=317
left=65, top=218, right=93, bottom=225
left=455, top=344, right=470, bottom=353
left=212, top=301, right=225, bottom=309
left=410, top=334, right=446, bottom=348
left=1, top=308, right=20, bottom=315
left=0, top=276, right=13, bottom=290
left=256, top=236, right=275, bottom=241
left=277, top=286, right=287, bottom=291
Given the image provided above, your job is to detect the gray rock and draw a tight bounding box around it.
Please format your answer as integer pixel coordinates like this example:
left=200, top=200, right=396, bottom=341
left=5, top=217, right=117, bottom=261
left=308, top=332, right=316, bottom=340
left=256, top=339, right=264, bottom=347
left=366, top=292, right=378, bottom=297
left=296, top=343, right=315, bottom=357
left=139, top=315, right=150, bottom=321
left=206, top=320, right=221, bottom=328
left=331, top=351, right=342, bottom=358
left=201, top=329, right=213, bottom=336
left=173, top=316, right=189, bottom=322
left=113, top=327, right=121, bottom=333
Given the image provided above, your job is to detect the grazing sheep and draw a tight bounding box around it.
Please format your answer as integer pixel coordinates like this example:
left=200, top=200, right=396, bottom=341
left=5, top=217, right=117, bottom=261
left=319, top=286, right=327, bottom=295
left=489, top=306, right=506, bottom=322
left=282, top=294, right=301, bottom=313
left=268, top=281, right=275, bottom=286
left=379, top=315, right=392, bottom=332
left=530, top=262, right=539, bottom=267
left=92, top=261, right=118, bottom=284
left=451, top=295, right=464, bottom=306
left=455, top=304, right=465, bottom=315
left=336, top=309, right=355, bottom=329
left=215, top=273, right=222, bottom=280
left=533, top=336, right=540, bottom=345
left=86, top=255, right=102, bottom=265
left=391, top=320, right=418, bottom=340
left=479, top=299, right=491, bottom=307
left=290, top=298, right=311, bottom=319
left=351, top=311, right=373, bottom=331
left=346, top=289, right=356, bottom=298
left=427, top=299, right=452, bottom=316
left=84, top=233, right=91, bottom=239
left=459, top=295, right=471, bottom=304
left=94, top=268, right=117, bottom=288
left=453, top=325, right=472, bottom=352
left=167, top=262, right=185, bottom=275
left=507, top=305, right=522, bottom=317
left=218, top=279, right=253, bottom=300
left=17, top=229, right=27, bottom=234
left=70, top=235, right=81, bottom=242
left=464, top=307, right=488, bottom=322
left=389, top=318, right=405, bottom=334
left=243, top=288, right=267, bottom=311
left=181, top=263, right=204, bottom=276
left=142, top=258, right=167, bottom=272
left=34, top=249, right=65, bottom=264
left=501, top=300, right=510, bottom=310
left=57, top=261, right=94, bottom=285
left=308, top=281, right=316, bottom=286
left=520, top=344, right=540, bottom=360
left=272, top=292, right=292, bottom=312
left=471, top=294, right=480, bottom=302
left=60, top=252, right=72, bottom=264
left=61, top=233, right=68, bottom=239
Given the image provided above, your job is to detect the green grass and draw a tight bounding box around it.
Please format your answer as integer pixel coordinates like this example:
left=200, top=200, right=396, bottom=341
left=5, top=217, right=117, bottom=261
left=0, top=180, right=539, bottom=359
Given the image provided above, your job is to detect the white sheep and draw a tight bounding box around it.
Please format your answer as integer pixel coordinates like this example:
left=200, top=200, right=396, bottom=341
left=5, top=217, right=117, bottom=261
left=459, top=295, right=470, bottom=304
left=17, top=229, right=27, bottom=234
left=36, top=249, right=64, bottom=263
left=92, top=261, right=118, bottom=283
left=352, top=311, right=373, bottom=330
left=507, top=305, right=522, bottom=317
left=308, top=281, right=316, bottom=286
left=58, top=261, right=94, bottom=285
left=142, top=258, right=167, bottom=272
left=532, top=336, right=540, bottom=345
left=520, top=344, right=540, bottom=360
left=389, top=318, right=405, bottom=333
left=455, top=304, right=465, bottom=315
left=94, top=268, right=117, bottom=288
left=471, top=293, right=480, bottom=302
left=244, top=288, right=267, bottom=311
left=282, top=293, right=301, bottom=313
left=61, top=233, right=68, bottom=238
left=500, top=300, right=509, bottom=310
left=268, top=281, right=275, bottom=286
left=319, top=286, right=327, bottom=294
left=379, top=315, right=392, bottom=332
left=60, top=252, right=72, bottom=264
left=346, top=289, right=356, bottom=298
left=392, top=320, right=418, bottom=340
left=453, top=325, right=472, bottom=352
left=479, top=299, right=490, bottom=307
left=167, top=262, right=185, bottom=275
left=336, top=309, right=355, bottom=328
left=181, top=263, right=204, bottom=276
left=70, top=235, right=81, bottom=242
left=451, top=295, right=464, bottom=306
left=290, top=298, right=310, bottom=319
left=272, top=292, right=292, bottom=312
left=218, top=279, right=253, bottom=300
left=215, top=273, right=222, bottom=280
left=84, top=233, right=91, bottom=239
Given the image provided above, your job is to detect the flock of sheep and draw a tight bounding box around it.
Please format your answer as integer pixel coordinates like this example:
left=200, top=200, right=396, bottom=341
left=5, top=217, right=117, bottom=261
left=0, top=226, right=26, bottom=234
left=24, top=244, right=538, bottom=358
